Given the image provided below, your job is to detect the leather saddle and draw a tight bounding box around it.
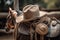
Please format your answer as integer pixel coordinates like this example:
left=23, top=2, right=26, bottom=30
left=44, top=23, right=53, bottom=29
left=18, top=22, right=31, bottom=35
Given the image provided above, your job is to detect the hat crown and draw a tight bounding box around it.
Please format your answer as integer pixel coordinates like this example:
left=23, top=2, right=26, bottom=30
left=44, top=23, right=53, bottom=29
left=23, top=5, right=40, bottom=20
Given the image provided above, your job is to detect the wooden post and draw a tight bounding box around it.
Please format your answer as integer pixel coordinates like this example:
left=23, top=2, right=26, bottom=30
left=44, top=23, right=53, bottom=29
left=13, top=23, right=18, bottom=40
left=13, top=0, right=19, bottom=40
left=30, top=26, right=33, bottom=40
left=35, top=31, right=37, bottom=40
left=40, top=35, right=44, bottom=40
left=14, top=0, right=19, bottom=10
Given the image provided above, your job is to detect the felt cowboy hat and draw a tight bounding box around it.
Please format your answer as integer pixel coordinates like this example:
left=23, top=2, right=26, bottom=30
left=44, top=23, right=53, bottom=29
left=14, top=5, right=40, bottom=23
left=22, top=5, right=40, bottom=22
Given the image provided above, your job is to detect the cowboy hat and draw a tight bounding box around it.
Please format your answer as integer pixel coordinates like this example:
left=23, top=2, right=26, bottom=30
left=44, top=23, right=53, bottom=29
left=22, top=5, right=40, bottom=22
left=16, top=5, right=40, bottom=23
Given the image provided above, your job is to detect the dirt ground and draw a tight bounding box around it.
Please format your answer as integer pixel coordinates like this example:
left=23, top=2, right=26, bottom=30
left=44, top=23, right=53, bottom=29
left=0, top=32, right=14, bottom=40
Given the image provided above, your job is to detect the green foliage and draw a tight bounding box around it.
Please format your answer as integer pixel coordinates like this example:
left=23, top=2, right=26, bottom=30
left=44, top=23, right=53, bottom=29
left=20, top=0, right=60, bottom=9
left=43, top=0, right=60, bottom=9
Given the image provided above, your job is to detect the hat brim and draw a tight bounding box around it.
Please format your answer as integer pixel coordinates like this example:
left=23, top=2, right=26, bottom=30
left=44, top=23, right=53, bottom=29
left=16, top=15, right=41, bottom=23
left=16, top=11, right=50, bottom=23
left=16, top=12, right=43, bottom=23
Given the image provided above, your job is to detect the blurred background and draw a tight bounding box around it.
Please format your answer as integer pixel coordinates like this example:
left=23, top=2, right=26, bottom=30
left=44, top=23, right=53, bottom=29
left=19, top=0, right=60, bottom=9
left=0, top=0, right=60, bottom=12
